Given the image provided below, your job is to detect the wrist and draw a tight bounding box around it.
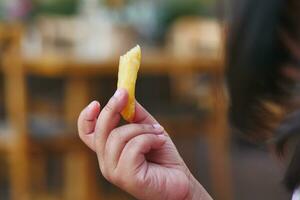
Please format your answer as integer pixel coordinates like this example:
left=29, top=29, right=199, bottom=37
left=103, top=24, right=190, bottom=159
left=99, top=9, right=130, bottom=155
left=185, top=174, right=213, bottom=200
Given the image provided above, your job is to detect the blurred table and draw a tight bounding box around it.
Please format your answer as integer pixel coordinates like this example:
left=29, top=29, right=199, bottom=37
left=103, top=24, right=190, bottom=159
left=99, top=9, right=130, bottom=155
left=24, top=49, right=221, bottom=77
left=23, top=49, right=231, bottom=200
left=23, top=47, right=223, bottom=128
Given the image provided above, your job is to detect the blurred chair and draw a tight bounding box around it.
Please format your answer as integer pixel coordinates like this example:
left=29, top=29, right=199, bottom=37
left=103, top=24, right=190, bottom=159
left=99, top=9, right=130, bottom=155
left=0, top=23, right=97, bottom=200
left=0, top=23, right=30, bottom=200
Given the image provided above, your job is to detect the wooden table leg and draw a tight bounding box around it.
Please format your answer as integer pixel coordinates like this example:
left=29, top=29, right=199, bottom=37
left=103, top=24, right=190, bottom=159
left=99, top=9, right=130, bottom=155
left=8, top=139, right=30, bottom=200
left=206, top=71, right=233, bottom=200
left=63, top=76, right=99, bottom=200
left=3, top=39, right=30, bottom=200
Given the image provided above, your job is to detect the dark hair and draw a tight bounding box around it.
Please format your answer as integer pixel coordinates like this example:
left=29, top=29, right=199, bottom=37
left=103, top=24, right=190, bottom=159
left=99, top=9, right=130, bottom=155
left=226, top=0, right=300, bottom=191
left=275, top=111, right=300, bottom=191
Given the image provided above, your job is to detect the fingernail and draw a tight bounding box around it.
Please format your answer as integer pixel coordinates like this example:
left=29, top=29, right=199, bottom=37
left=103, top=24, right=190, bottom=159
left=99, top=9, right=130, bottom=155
left=87, top=101, right=97, bottom=112
left=153, top=124, right=164, bottom=132
left=113, top=89, right=125, bottom=100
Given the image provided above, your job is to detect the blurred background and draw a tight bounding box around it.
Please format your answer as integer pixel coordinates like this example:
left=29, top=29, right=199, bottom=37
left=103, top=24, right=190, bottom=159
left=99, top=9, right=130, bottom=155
left=0, top=0, right=292, bottom=199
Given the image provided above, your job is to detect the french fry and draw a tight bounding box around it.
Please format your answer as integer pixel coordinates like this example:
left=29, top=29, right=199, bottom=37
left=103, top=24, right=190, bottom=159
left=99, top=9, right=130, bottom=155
left=117, top=45, right=141, bottom=122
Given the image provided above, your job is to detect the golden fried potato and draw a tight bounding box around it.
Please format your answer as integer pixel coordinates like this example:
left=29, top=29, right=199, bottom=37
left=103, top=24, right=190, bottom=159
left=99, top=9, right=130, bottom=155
left=117, top=45, right=141, bottom=122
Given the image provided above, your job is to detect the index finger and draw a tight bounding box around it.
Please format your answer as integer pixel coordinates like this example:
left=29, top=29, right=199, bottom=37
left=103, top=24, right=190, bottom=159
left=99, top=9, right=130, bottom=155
left=94, top=89, right=128, bottom=155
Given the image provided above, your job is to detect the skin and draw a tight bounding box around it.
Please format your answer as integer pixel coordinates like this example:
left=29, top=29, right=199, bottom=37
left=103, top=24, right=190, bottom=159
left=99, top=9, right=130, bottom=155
left=78, top=88, right=212, bottom=200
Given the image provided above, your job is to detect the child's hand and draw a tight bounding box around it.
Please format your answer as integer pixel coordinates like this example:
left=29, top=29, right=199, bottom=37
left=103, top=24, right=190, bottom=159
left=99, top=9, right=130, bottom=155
left=78, top=89, right=212, bottom=200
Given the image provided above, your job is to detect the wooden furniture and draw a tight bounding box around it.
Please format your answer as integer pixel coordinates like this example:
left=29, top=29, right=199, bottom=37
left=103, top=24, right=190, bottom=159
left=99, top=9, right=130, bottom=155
left=0, top=24, right=30, bottom=200
left=0, top=24, right=97, bottom=200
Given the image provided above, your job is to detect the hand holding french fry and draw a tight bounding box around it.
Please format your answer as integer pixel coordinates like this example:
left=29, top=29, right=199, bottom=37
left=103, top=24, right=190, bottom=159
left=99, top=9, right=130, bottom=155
left=77, top=46, right=212, bottom=200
